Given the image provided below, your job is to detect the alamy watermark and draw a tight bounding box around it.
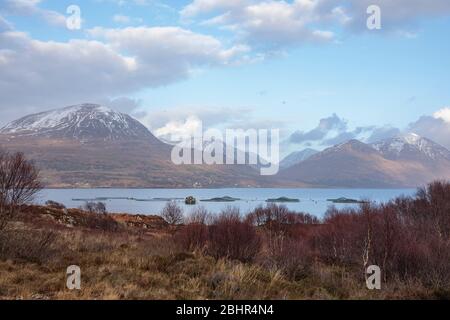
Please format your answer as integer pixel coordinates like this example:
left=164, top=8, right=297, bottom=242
left=66, top=265, right=81, bottom=290
left=66, top=5, right=81, bottom=30
left=366, top=265, right=381, bottom=290
left=367, top=5, right=382, bottom=30
left=170, top=123, right=280, bottom=176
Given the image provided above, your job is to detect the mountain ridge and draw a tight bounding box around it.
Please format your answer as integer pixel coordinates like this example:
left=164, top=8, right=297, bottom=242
left=2, top=105, right=449, bottom=188
left=280, top=148, right=318, bottom=169
left=371, top=132, right=450, bottom=161
left=0, top=103, right=158, bottom=142
left=0, top=104, right=293, bottom=188
left=279, top=135, right=450, bottom=188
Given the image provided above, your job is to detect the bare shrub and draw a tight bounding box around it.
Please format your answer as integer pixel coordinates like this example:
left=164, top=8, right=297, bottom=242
left=273, top=238, right=314, bottom=281
left=310, top=181, right=450, bottom=291
left=247, top=204, right=318, bottom=280
left=176, top=206, right=210, bottom=251
left=160, top=201, right=184, bottom=225
left=45, top=200, right=66, bottom=210
left=208, top=207, right=261, bottom=262
left=78, top=202, right=120, bottom=232
left=81, top=201, right=107, bottom=215
left=312, top=206, right=366, bottom=266
left=0, top=151, right=42, bottom=230
left=412, top=181, right=450, bottom=239
left=0, top=229, right=57, bottom=264
left=185, top=206, right=211, bottom=225
left=83, top=212, right=120, bottom=232
left=248, top=204, right=319, bottom=259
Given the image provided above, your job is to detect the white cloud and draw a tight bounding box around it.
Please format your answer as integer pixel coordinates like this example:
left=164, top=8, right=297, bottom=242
left=408, top=113, right=450, bottom=150
left=287, top=108, right=450, bottom=152
left=183, top=0, right=336, bottom=48
left=182, top=0, right=450, bottom=49
left=0, top=0, right=66, bottom=27
left=88, top=26, right=247, bottom=67
left=332, top=0, right=450, bottom=30
left=137, top=106, right=252, bottom=130
left=181, top=0, right=247, bottom=18
left=113, top=14, right=143, bottom=24
left=287, top=113, right=404, bottom=150
left=113, top=14, right=130, bottom=23
left=154, top=115, right=203, bottom=142
left=0, top=26, right=248, bottom=124
left=145, top=106, right=286, bottom=146
left=433, top=107, right=450, bottom=124
left=0, top=15, right=12, bottom=31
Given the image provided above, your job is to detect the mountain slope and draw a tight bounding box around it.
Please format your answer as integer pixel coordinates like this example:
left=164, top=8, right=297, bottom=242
left=280, top=148, right=318, bottom=169
left=0, top=104, right=158, bottom=141
left=4, top=105, right=447, bottom=188
left=0, top=104, right=287, bottom=188
left=371, top=133, right=450, bottom=161
left=279, top=138, right=450, bottom=187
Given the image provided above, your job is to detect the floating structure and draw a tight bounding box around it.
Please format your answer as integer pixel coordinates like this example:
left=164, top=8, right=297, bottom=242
left=185, top=196, right=197, bottom=205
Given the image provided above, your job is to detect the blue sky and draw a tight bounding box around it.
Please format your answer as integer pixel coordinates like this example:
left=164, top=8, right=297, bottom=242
left=1, top=0, right=450, bottom=154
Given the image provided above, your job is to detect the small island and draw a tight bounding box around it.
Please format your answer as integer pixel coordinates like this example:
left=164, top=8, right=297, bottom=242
left=327, top=197, right=368, bottom=204
left=266, top=197, right=300, bottom=203
left=200, top=196, right=240, bottom=202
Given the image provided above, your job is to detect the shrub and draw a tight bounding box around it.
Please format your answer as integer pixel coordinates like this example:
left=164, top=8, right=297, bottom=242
left=272, top=238, right=314, bottom=281
left=411, top=180, right=450, bottom=239
left=81, top=201, right=107, bottom=215
left=45, top=200, right=66, bottom=210
left=312, top=206, right=371, bottom=267
left=83, top=212, right=120, bottom=232
left=185, top=206, right=211, bottom=225
left=161, top=201, right=183, bottom=225
left=207, top=207, right=261, bottom=262
left=176, top=207, right=210, bottom=251
left=78, top=201, right=121, bottom=231
left=0, top=229, right=57, bottom=264
left=310, top=181, right=450, bottom=291
left=247, top=204, right=319, bottom=258
left=0, top=151, right=42, bottom=230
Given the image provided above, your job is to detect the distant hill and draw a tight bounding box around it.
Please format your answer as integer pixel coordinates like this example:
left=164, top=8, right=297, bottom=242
left=278, top=136, right=450, bottom=188
left=0, top=104, right=291, bottom=188
left=3, top=104, right=448, bottom=188
left=0, top=103, right=158, bottom=141
left=370, top=133, right=450, bottom=162
left=280, top=148, right=318, bottom=169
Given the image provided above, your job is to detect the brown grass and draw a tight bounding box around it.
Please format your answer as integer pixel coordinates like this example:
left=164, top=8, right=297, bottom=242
left=0, top=181, right=449, bottom=300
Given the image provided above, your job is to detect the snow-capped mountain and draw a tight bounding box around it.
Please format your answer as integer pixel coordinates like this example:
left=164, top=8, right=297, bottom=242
left=0, top=103, right=155, bottom=141
left=371, top=133, right=450, bottom=161
left=0, top=104, right=276, bottom=188
left=279, top=137, right=450, bottom=188
left=280, top=148, right=318, bottom=169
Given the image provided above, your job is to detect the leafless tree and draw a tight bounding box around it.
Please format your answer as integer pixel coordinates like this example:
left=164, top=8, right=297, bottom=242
left=0, top=151, right=42, bottom=230
left=82, top=201, right=107, bottom=214
left=161, top=200, right=183, bottom=225
left=185, top=206, right=211, bottom=225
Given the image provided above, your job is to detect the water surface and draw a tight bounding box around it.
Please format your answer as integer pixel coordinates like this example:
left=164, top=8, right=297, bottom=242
left=37, top=188, right=416, bottom=218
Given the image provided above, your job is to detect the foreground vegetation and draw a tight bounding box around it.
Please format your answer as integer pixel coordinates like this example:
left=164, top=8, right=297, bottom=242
left=0, top=151, right=449, bottom=300
left=0, top=182, right=447, bottom=299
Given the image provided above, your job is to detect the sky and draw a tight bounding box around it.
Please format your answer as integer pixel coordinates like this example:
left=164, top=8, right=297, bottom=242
left=1, top=0, right=450, bottom=155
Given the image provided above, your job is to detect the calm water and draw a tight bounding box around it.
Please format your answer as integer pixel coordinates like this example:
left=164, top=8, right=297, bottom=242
left=37, top=188, right=416, bottom=218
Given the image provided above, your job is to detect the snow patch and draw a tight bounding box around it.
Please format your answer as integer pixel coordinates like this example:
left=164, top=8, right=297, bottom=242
left=371, top=133, right=450, bottom=160
left=0, top=103, right=149, bottom=140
